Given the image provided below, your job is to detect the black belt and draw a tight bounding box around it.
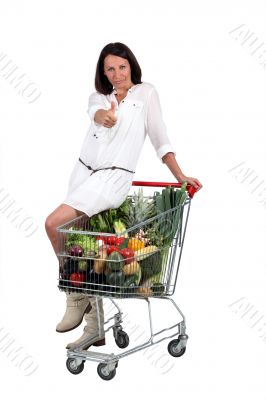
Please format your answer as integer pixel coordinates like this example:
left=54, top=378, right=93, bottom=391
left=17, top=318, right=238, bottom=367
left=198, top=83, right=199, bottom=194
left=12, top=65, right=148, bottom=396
left=78, top=158, right=135, bottom=175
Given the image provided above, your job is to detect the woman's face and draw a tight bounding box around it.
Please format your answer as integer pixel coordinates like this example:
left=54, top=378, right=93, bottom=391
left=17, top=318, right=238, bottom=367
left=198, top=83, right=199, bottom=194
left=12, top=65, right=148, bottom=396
left=103, top=54, right=133, bottom=91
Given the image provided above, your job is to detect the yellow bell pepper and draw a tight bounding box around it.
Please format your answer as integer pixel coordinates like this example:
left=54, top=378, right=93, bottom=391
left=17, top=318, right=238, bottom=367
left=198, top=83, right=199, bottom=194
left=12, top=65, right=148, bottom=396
left=128, top=238, right=145, bottom=251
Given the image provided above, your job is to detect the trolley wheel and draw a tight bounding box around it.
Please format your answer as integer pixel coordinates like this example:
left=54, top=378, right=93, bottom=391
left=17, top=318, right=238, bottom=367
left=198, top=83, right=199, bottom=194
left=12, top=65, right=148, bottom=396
left=97, top=363, right=117, bottom=381
left=115, top=330, right=129, bottom=348
left=168, top=339, right=186, bottom=357
left=66, top=358, right=85, bottom=375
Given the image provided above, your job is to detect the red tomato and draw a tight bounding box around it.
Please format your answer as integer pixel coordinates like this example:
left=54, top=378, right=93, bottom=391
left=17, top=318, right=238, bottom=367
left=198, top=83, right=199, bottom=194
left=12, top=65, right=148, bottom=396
left=120, top=248, right=135, bottom=264
left=96, top=236, right=107, bottom=243
left=115, top=237, right=125, bottom=246
left=107, top=245, right=120, bottom=256
left=106, top=236, right=117, bottom=245
left=70, top=272, right=85, bottom=287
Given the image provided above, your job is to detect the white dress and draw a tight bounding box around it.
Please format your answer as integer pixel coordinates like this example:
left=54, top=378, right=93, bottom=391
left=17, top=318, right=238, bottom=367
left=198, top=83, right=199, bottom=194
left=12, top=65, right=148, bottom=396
left=63, top=81, right=176, bottom=217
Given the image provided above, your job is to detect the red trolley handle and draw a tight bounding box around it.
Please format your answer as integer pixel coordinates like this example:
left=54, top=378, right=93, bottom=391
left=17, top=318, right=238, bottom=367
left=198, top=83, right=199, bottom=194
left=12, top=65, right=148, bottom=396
left=131, top=181, right=198, bottom=198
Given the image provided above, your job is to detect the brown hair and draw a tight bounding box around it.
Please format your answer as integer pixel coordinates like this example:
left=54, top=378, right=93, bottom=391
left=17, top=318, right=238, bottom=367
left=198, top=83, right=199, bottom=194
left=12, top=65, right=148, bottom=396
left=95, top=42, right=142, bottom=95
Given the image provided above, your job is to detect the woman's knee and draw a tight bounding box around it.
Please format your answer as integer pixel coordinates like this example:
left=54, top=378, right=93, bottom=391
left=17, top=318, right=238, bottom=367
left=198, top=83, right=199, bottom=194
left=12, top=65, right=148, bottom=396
left=45, top=214, right=56, bottom=234
left=45, top=204, right=84, bottom=234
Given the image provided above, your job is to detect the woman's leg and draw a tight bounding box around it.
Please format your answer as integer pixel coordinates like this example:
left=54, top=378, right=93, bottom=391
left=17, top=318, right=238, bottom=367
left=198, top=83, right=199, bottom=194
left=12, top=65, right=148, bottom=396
left=66, top=296, right=105, bottom=350
left=45, top=203, right=91, bottom=333
left=45, top=203, right=84, bottom=258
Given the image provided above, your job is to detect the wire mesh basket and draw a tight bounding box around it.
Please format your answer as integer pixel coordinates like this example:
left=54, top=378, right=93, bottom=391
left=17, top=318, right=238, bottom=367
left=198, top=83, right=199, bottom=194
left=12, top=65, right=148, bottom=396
left=56, top=184, right=192, bottom=298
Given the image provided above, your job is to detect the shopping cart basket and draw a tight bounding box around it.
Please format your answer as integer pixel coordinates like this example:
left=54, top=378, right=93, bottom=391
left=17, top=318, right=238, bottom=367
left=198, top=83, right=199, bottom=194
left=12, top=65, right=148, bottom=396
left=56, top=180, right=198, bottom=380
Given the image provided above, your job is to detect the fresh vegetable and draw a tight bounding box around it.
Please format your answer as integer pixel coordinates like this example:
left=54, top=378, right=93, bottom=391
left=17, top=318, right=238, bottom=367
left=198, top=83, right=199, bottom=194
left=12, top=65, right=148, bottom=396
left=124, top=263, right=141, bottom=294
left=134, top=245, right=158, bottom=262
left=60, top=185, right=189, bottom=298
left=135, top=266, right=142, bottom=285
left=106, top=271, right=125, bottom=287
left=134, top=228, right=150, bottom=245
left=78, top=260, right=88, bottom=272
left=67, top=234, right=98, bottom=256
left=107, top=245, right=120, bottom=256
left=124, top=274, right=139, bottom=287
left=106, top=251, right=125, bottom=271
left=93, top=247, right=108, bottom=274
left=120, top=247, right=135, bottom=264
left=103, top=263, right=112, bottom=277
left=128, top=238, right=145, bottom=251
left=61, top=258, right=78, bottom=278
left=142, top=270, right=162, bottom=284
left=105, top=236, right=116, bottom=245
left=89, top=196, right=133, bottom=233
left=122, top=260, right=140, bottom=276
left=69, top=245, right=83, bottom=257
left=154, top=183, right=188, bottom=213
left=142, top=224, right=164, bottom=248
left=89, top=202, right=132, bottom=234
left=123, top=274, right=140, bottom=295
left=153, top=183, right=188, bottom=247
left=116, top=237, right=129, bottom=250
left=151, top=283, right=165, bottom=295
left=70, top=272, right=85, bottom=287
left=84, top=271, right=106, bottom=294
left=87, top=250, right=97, bottom=257
left=137, top=287, right=153, bottom=297
left=140, top=250, right=162, bottom=278
left=96, top=235, right=106, bottom=242
left=113, top=220, right=128, bottom=237
left=89, top=209, right=117, bottom=233
left=102, top=235, right=125, bottom=247
left=115, top=237, right=125, bottom=246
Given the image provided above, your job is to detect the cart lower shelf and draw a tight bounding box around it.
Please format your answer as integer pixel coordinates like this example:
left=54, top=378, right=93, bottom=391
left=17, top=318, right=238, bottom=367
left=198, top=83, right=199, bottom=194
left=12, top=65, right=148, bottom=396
left=65, top=296, right=189, bottom=380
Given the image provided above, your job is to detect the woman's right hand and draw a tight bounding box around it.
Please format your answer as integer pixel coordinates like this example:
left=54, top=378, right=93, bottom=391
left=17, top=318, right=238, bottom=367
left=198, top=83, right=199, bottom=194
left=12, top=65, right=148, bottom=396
left=94, top=101, right=117, bottom=128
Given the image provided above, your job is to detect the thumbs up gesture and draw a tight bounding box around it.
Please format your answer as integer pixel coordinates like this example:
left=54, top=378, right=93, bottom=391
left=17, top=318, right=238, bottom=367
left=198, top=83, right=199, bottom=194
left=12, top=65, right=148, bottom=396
left=102, top=101, right=117, bottom=128
left=94, top=101, right=118, bottom=128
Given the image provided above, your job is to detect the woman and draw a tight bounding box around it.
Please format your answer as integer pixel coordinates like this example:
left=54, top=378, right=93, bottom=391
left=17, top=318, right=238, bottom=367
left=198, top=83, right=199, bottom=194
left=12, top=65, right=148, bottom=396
left=45, top=42, right=203, bottom=351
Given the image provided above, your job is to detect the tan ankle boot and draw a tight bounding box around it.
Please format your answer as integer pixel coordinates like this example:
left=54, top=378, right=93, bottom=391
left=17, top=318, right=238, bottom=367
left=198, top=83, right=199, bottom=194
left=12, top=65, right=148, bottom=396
left=56, top=292, right=92, bottom=333
left=66, top=296, right=105, bottom=350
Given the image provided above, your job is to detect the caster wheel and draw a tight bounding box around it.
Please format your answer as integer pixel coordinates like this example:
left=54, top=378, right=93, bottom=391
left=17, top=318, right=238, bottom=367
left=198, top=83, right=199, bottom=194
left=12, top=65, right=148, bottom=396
left=66, top=358, right=85, bottom=374
left=115, top=331, right=129, bottom=348
left=97, top=363, right=116, bottom=380
left=168, top=339, right=186, bottom=357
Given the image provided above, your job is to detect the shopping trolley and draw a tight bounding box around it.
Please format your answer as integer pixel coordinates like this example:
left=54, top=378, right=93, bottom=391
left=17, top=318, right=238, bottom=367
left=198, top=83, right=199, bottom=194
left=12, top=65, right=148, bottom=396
left=56, top=181, right=198, bottom=380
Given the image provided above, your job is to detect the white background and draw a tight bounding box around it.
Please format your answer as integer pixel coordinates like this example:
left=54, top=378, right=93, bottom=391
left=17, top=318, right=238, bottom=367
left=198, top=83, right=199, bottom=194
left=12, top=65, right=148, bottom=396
left=0, top=0, right=265, bottom=398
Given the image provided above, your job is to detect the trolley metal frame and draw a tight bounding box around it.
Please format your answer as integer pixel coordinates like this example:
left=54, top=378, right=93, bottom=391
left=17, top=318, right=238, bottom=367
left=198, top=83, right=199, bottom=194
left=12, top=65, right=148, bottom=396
left=56, top=181, right=197, bottom=380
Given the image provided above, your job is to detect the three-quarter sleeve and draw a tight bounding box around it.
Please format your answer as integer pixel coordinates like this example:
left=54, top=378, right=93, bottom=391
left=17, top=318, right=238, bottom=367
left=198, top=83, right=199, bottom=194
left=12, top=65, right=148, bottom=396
left=145, top=87, right=176, bottom=163
left=87, top=92, right=107, bottom=126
